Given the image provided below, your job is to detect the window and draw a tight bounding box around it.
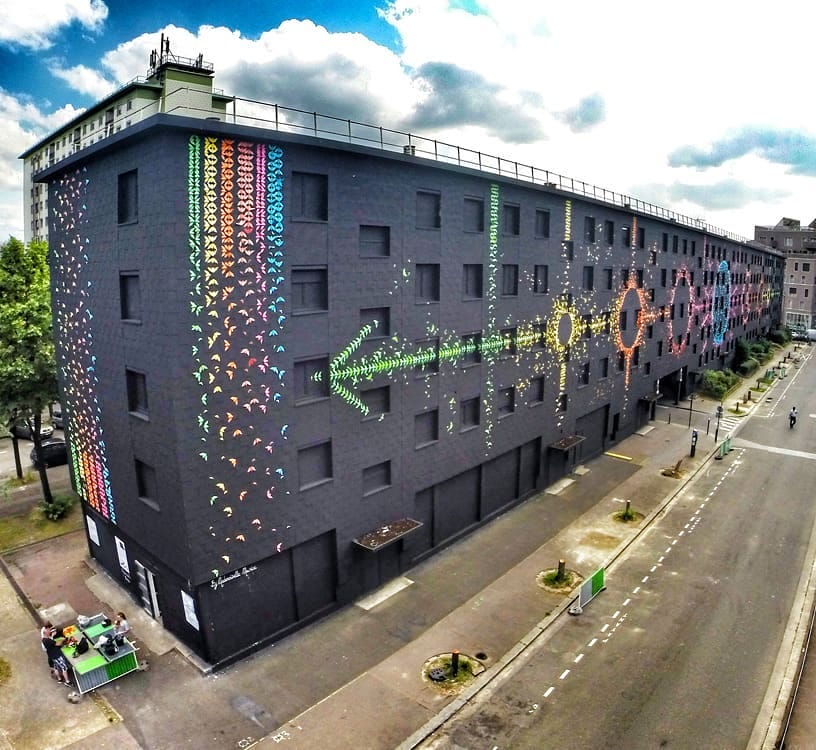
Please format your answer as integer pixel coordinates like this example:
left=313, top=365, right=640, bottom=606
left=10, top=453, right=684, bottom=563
left=535, top=209, right=551, bottom=238
left=600, top=357, right=609, bottom=378
left=359, top=225, right=390, bottom=257
left=621, top=226, right=631, bottom=247
left=564, top=240, right=574, bottom=261
left=463, top=264, right=483, bottom=299
left=604, top=220, right=614, bottom=246
left=558, top=393, right=568, bottom=412
left=416, top=191, right=441, bottom=229
left=415, top=263, right=440, bottom=302
left=637, top=269, right=644, bottom=288
left=637, top=227, right=645, bottom=249
left=501, top=264, right=519, bottom=296
left=660, top=268, right=667, bottom=287
left=580, top=361, right=590, bottom=385
left=582, top=314, right=592, bottom=339
left=126, top=369, right=148, bottom=416
left=582, top=266, right=594, bottom=291
left=498, top=386, right=515, bottom=417
left=531, top=322, right=545, bottom=349
left=584, top=217, right=595, bottom=243
left=298, top=441, right=332, bottom=489
left=294, top=356, right=329, bottom=403
left=117, top=170, right=138, bottom=224
left=534, top=265, right=549, bottom=294
left=672, top=235, right=679, bottom=253
left=460, top=397, right=480, bottom=430
left=135, top=459, right=157, bottom=508
left=463, top=197, right=484, bottom=232
left=415, top=409, right=439, bottom=448
left=362, top=460, right=392, bottom=496
left=292, top=268, right=328, bottom=312
left=662, top=232, right=668, bottom=252
left=361, top=385, right=390, bottom=419
left=530, top=375, right=545, bottom=404
left=503, top=203, right=520, bottom=235
left=617, top=352, right=625, bottom=371
left=292, top=172, right=328, bottom=220
left=619, top=309, right=628, bottom=331
left=500, top=327, right=517, bottom=357
left=414, top=337, right=439, bottom=375
left=804, top=263, right=811, bottom=272
left=119, top=273, right=141, bottom=321
left=604, top=268, right=613, bottom=290
left=460, top=332, right=481, bottom=365
left=360, top=307, right=389, bottom=337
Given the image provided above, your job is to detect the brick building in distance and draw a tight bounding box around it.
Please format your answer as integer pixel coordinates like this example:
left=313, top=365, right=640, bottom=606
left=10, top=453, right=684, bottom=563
left=26, top=44, right=784, bottom=665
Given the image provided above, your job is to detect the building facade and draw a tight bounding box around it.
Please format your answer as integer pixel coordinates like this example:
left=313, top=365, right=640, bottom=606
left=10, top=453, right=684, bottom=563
left=34, top=68, right=783, bottom=666
left=754, top=218, right=816, bottom=331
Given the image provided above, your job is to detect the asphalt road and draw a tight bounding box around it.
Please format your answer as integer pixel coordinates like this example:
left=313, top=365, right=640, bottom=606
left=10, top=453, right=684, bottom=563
left=420, top=358, right=816, bottom=749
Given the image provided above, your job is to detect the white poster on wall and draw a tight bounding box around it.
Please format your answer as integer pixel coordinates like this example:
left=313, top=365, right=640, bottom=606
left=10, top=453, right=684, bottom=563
left=114, top=536, right=131, bottom=583
left=181, top=590, right=200, bottom=631
left=85, top=515, right=100, bottom=546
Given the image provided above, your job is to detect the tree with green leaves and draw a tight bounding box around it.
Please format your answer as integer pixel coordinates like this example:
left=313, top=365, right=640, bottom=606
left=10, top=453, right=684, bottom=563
left=0, top=236, right=59, bottom=503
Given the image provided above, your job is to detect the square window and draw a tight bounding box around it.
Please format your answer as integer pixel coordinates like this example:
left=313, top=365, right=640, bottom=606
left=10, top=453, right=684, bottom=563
left=126, top=369, right=148, bottom=416
left=582, top=266, right=594, bottom=291
left=298, top=441, right=332, bottom=490
left=359, top=225, right=390, bottom=257
left=584, top=216, right=595, bottom=243
left=294, top=356, right=329, bottom=403
left=500, top=326, right=517, bottom=357
left=460, top=332, right=482, bottom=365
left=534, top=265, right=549, bottom=294
left=292, top=172, right=328, bottom=221
left=119, top=273, right=141, bottom=321
left=497, top=386, right=515, bottom=417
left=501, top=264, right=518, bottom=296
left=135, top=459, right=157, bottom=506
left=415, top=409, right=439, bottom=448
left=463, top=264, right=483, bottom=299
left=414, top=337, right=439, bottom=375
left=292, top=267, right=328, bottom=312
left=460, top=396, right=480, bottom=430
left=530, top=375, right=545, bottom=404
left=362, top=460, right=391, bottom=496
left=416, top=191, right=441, bottom=229
left=360, top=385, right=390, bottom=419
left=360, top=307, right=390, bottom=337
left=117, top=170, right=138, bottom=224
left=463, top=197, right=484, bottom=232
left=415, top=263, right=440, bottom=302
left=503, top=203, right=520, bottom=235
left=535, top=209, right=550, bottom=238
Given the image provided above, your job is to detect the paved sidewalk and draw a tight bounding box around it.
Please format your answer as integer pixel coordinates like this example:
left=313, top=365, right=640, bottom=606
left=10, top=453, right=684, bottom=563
left=0, top=344, right=809, bottom=750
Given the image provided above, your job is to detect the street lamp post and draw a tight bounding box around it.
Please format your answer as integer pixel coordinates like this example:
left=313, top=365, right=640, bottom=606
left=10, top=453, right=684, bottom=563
left=715, top=404, right=723, bottom=443
left=687, top=392, right=695, bottom=428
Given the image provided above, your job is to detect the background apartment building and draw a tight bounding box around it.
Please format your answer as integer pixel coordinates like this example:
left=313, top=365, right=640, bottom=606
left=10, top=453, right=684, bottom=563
left=754, top=217, right=816, bottom=331
left=28, top=50, right=784, bottom=666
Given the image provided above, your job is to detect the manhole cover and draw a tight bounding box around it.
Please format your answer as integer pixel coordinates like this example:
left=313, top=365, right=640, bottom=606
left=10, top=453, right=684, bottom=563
left=428, top=668, right=447, bottom=682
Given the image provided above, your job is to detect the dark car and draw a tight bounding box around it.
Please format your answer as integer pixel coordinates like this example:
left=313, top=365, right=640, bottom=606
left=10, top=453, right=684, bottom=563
left=30, top=439, right=68, bottom=468
left=10, top=421, right=54, bottom=441
left=52, top=403, right=63, bottom=430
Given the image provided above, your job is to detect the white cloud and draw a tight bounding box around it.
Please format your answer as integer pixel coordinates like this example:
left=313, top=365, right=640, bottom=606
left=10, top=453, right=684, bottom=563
left=3, top=2, right=816, bottom=240
left=0, top=0, right=108, bottom=49
left=51, top=64, right=116, bottom=99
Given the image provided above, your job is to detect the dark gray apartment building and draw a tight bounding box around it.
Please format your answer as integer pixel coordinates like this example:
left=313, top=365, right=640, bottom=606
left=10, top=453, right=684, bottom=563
left=29, top=53, right=784, bottom=665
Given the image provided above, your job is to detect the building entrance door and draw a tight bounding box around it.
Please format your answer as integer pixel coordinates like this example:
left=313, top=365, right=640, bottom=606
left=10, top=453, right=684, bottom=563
left=134, top=560, right=162, bottom=623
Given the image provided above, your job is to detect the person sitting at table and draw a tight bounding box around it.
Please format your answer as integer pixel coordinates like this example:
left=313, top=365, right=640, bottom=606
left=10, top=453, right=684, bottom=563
left=41, top=635, right=71, bottom=685
left=113, top=612, right=130, bottom=645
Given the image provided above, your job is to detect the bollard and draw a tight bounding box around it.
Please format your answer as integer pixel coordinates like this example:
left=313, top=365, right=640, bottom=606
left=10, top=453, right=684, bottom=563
left=451, top=649, right=460, bottom=677
left=557, top=559, right=566, bottom=583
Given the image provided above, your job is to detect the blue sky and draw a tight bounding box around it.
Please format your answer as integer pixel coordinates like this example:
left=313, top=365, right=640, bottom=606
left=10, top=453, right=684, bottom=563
left=1, top=0, right=815, bottom=240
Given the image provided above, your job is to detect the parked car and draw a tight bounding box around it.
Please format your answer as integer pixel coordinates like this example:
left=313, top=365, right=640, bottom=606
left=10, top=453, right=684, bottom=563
left=52, top=403, right=63, bottom=430
left=30, top=438, right=68, bottom=468
left=10, top=421, right=54, bottom=441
